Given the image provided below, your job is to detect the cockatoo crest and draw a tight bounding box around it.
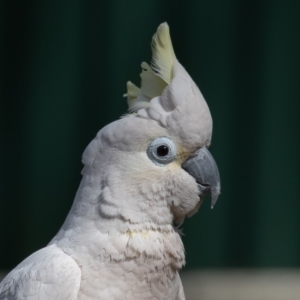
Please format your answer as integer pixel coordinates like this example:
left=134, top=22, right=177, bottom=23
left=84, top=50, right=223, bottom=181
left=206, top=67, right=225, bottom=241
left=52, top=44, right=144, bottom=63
left=125, top=22, right=212, bottom=151
left=151, top=22, right=176, bottom=84
left=125, top=22, right=175, bottom=113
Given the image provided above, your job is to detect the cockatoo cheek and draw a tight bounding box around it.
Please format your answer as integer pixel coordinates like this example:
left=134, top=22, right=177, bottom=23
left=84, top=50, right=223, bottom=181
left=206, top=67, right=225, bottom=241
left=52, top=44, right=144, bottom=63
left=165, top=168, right=201, bottom=224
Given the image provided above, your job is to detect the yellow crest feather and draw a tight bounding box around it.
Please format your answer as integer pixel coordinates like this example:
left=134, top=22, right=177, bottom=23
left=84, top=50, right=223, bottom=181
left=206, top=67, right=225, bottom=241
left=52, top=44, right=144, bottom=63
left=151, top=22, right=176, bottom=84
left=125, top=22, right=176, bottom=113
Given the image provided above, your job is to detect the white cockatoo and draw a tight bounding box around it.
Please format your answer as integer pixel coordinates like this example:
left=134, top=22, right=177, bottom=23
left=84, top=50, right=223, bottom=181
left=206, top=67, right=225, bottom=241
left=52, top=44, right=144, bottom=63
left=0, top=22, right=220, bottom=300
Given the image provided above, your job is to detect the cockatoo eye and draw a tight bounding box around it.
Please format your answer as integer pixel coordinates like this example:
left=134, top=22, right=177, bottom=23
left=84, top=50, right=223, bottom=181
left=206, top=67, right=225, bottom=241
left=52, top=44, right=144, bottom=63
left=147, top=137, right=176, bottom=166
left=157, top=145, right=169, bottom=156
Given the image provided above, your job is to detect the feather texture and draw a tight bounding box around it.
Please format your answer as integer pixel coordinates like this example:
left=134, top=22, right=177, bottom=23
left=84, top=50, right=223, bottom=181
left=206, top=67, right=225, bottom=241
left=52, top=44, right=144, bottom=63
left=151, top=22, right=176, bottom=84
left=125, top=23, right=175, bottom=113
left=0, top=22, right=215, bottom=300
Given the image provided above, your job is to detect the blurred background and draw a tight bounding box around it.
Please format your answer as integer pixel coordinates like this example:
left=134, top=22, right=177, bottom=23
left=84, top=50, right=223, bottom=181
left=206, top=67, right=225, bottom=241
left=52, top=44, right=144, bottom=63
left=1, top=0, right=300, bottom=299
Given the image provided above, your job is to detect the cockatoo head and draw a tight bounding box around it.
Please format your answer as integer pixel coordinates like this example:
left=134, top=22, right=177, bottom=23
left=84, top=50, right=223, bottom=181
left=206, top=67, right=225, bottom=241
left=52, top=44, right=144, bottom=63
left=82, top=23, right=220, bottom=226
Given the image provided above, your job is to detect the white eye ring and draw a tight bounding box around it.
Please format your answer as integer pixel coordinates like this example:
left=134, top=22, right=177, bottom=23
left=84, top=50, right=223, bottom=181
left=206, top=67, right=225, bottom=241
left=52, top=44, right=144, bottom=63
left=147, top=137, right=177, bottom=166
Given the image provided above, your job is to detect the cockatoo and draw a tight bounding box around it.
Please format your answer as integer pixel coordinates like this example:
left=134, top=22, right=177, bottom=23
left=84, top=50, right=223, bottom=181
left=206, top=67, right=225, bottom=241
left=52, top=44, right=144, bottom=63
left=0, top=22, right=220, bottom=300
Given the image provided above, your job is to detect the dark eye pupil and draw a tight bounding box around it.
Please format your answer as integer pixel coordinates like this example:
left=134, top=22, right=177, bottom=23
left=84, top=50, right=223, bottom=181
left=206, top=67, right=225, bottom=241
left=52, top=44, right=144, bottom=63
left=157, top=145, right=169, bottom=157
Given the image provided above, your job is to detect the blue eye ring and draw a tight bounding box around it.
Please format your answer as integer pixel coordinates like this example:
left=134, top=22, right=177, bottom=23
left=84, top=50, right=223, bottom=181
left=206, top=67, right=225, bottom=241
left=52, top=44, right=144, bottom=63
left=147, top=137, right=177, bottom=166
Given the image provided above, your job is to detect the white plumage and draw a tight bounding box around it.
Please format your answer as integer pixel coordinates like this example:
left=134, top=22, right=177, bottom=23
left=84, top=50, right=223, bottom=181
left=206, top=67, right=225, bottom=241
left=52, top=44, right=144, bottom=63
left=0, top=22, right=220, bottom=300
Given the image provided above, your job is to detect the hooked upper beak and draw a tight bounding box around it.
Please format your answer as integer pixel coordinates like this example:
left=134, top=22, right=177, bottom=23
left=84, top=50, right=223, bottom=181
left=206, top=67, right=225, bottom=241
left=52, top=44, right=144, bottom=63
left=183, top=147, right=221, bottom=208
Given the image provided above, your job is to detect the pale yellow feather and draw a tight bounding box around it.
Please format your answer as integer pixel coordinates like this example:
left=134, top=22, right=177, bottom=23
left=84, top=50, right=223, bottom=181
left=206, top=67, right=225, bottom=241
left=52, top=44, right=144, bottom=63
left=125, top=22, right=176, bottom=112
left=151, top=22, right=176, bottom=84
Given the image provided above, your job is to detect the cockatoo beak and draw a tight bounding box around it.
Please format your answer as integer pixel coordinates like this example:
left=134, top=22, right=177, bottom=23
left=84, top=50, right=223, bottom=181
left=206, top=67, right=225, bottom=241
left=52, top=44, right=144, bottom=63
left=183, top=147, right=221, bottom=209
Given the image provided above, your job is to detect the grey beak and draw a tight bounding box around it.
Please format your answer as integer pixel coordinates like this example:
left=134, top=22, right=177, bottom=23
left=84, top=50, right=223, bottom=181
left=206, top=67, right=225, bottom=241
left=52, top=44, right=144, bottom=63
left=183, top=147, right=221, bottom=208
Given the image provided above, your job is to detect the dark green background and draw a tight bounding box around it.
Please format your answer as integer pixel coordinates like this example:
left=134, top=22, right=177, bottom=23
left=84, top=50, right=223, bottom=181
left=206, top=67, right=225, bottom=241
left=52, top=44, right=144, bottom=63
left=1, top=0, right=300, bottom=271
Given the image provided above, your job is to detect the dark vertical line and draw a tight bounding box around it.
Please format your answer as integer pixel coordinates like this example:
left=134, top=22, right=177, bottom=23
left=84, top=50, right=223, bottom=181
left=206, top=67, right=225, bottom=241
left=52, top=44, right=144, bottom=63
left=228, top=0, right=266, bottom=267
left=20, top=0, right=84, bottom=255
left=255, top=0, right=300, bottom=267
left=0, top=0, right=5, bottom=220
left=77, top=1, right=112, bottom=150
left=1, top=0, right=32, bottom=268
